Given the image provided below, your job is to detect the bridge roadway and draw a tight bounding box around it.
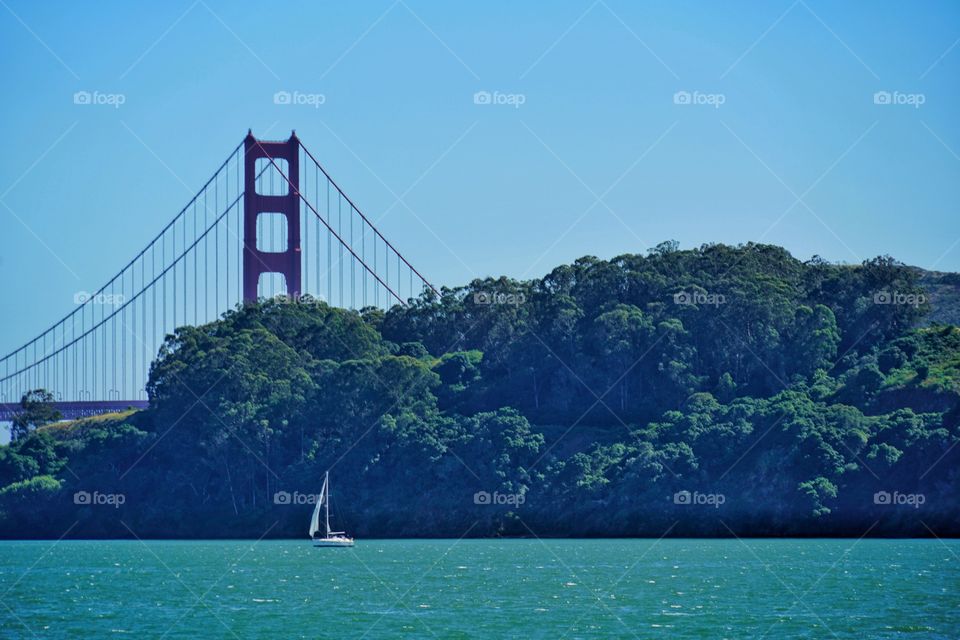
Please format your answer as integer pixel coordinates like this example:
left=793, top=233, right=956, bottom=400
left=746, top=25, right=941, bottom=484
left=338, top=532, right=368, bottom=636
left=0, top=400, right=149, bottom=422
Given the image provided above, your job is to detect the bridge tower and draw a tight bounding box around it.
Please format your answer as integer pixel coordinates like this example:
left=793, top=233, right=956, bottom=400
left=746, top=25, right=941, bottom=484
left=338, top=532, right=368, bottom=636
left=243, top=130, right=301, bottom=303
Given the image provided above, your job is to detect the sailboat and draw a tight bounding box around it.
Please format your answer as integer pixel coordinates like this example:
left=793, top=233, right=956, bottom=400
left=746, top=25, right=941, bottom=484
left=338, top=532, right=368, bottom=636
left=310, top=471, right=354, bottom=547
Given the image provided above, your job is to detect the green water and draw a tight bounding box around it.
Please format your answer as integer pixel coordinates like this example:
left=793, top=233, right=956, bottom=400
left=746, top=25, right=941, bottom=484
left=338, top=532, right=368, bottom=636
left=1, top=539, right=956, bottom=639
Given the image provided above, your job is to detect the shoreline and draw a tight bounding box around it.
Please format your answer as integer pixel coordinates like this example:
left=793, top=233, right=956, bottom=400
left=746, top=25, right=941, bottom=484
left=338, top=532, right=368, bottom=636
left=2, top=535, right=958, bottom=541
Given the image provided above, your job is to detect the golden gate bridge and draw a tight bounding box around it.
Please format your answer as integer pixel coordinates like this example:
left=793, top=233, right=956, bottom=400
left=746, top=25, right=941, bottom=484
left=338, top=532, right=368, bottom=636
left=0, top=131, right=437, bottom=421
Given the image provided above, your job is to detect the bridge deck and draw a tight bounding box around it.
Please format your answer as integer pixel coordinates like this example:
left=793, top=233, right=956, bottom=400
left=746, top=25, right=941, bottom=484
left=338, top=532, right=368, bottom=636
left=0, top=401, right=149, bottom=422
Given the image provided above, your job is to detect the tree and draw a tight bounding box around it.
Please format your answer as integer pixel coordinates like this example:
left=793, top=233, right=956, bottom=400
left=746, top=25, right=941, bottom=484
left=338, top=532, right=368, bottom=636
left=11, top=389, right=62, bottom=441
left=587, top=304, right=655, bottom=412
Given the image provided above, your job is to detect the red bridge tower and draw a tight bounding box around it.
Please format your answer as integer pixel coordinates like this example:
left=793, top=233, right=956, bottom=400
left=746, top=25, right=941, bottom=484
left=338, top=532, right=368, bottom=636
left=243, top=130, right=301, bottom=303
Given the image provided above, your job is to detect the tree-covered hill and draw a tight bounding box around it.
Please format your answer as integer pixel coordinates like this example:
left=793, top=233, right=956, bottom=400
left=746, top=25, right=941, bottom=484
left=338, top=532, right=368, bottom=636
left=2, top=242, right=958, bottom=538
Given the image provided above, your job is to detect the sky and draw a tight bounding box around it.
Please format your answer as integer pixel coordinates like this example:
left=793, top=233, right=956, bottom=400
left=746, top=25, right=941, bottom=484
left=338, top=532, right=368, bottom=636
left=1, top=0, right=958, bottom=354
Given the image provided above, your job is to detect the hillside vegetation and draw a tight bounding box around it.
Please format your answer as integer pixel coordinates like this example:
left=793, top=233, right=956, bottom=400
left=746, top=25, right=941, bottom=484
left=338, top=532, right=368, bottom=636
left=1, top=242, right=958, bottom=538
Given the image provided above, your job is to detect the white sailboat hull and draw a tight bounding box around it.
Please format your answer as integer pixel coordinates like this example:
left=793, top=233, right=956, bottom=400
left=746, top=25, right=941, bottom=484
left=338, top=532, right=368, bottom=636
left=312, top=536, right=354, bottom=548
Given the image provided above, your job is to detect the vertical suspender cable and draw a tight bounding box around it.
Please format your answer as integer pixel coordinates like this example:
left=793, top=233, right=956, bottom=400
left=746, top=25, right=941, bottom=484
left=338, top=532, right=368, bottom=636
left=351, top=203, right=355, bottom=308
left=164, top=232, right=168, bottom=339
left=215, top=164, right=219, bottom=319
left=91, top=308, right=96, bottom=399
left=315, top=160, right=320, bottom=300
left=83, top=299, right=87, bottom=399
left=227, top=158, right=231, bottom=310
left=142, top=253, right=146, bottom=397
left=173, top=221, right=176, bottom=329
left=338, top=193, right=343, bottom=306
left=362, top=215, right=366, bottom=307
left=327, top=180, right=331, bottom=303
left=116, top=273, right=121, bottom=398
left=183, top=204, right=187, bottom=325
left=302, top=147, right=308, bottom=298
left=195, top=196, right=199, bottom=325
left=102, top=303, right=106, bottom=399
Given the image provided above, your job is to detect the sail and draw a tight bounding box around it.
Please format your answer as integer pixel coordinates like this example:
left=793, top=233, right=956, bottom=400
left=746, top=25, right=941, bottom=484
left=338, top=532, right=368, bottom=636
left=308, top=498, right=322, bottom=537
left=309, top=475, right=327, bottom=537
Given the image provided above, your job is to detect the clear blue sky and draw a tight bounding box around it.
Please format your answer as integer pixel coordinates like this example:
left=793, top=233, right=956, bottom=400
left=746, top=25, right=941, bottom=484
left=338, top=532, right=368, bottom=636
left=1, top=0, right=958, bottom=353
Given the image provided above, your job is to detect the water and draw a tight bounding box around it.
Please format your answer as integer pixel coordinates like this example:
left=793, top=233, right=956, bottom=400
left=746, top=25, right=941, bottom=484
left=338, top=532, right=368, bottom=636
left=1, top=539, right=956, bottom=639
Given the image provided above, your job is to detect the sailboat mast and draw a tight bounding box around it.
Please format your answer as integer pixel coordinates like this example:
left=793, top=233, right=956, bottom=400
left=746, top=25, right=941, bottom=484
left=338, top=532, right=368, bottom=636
left=325, top=470, right=330, bottom=535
